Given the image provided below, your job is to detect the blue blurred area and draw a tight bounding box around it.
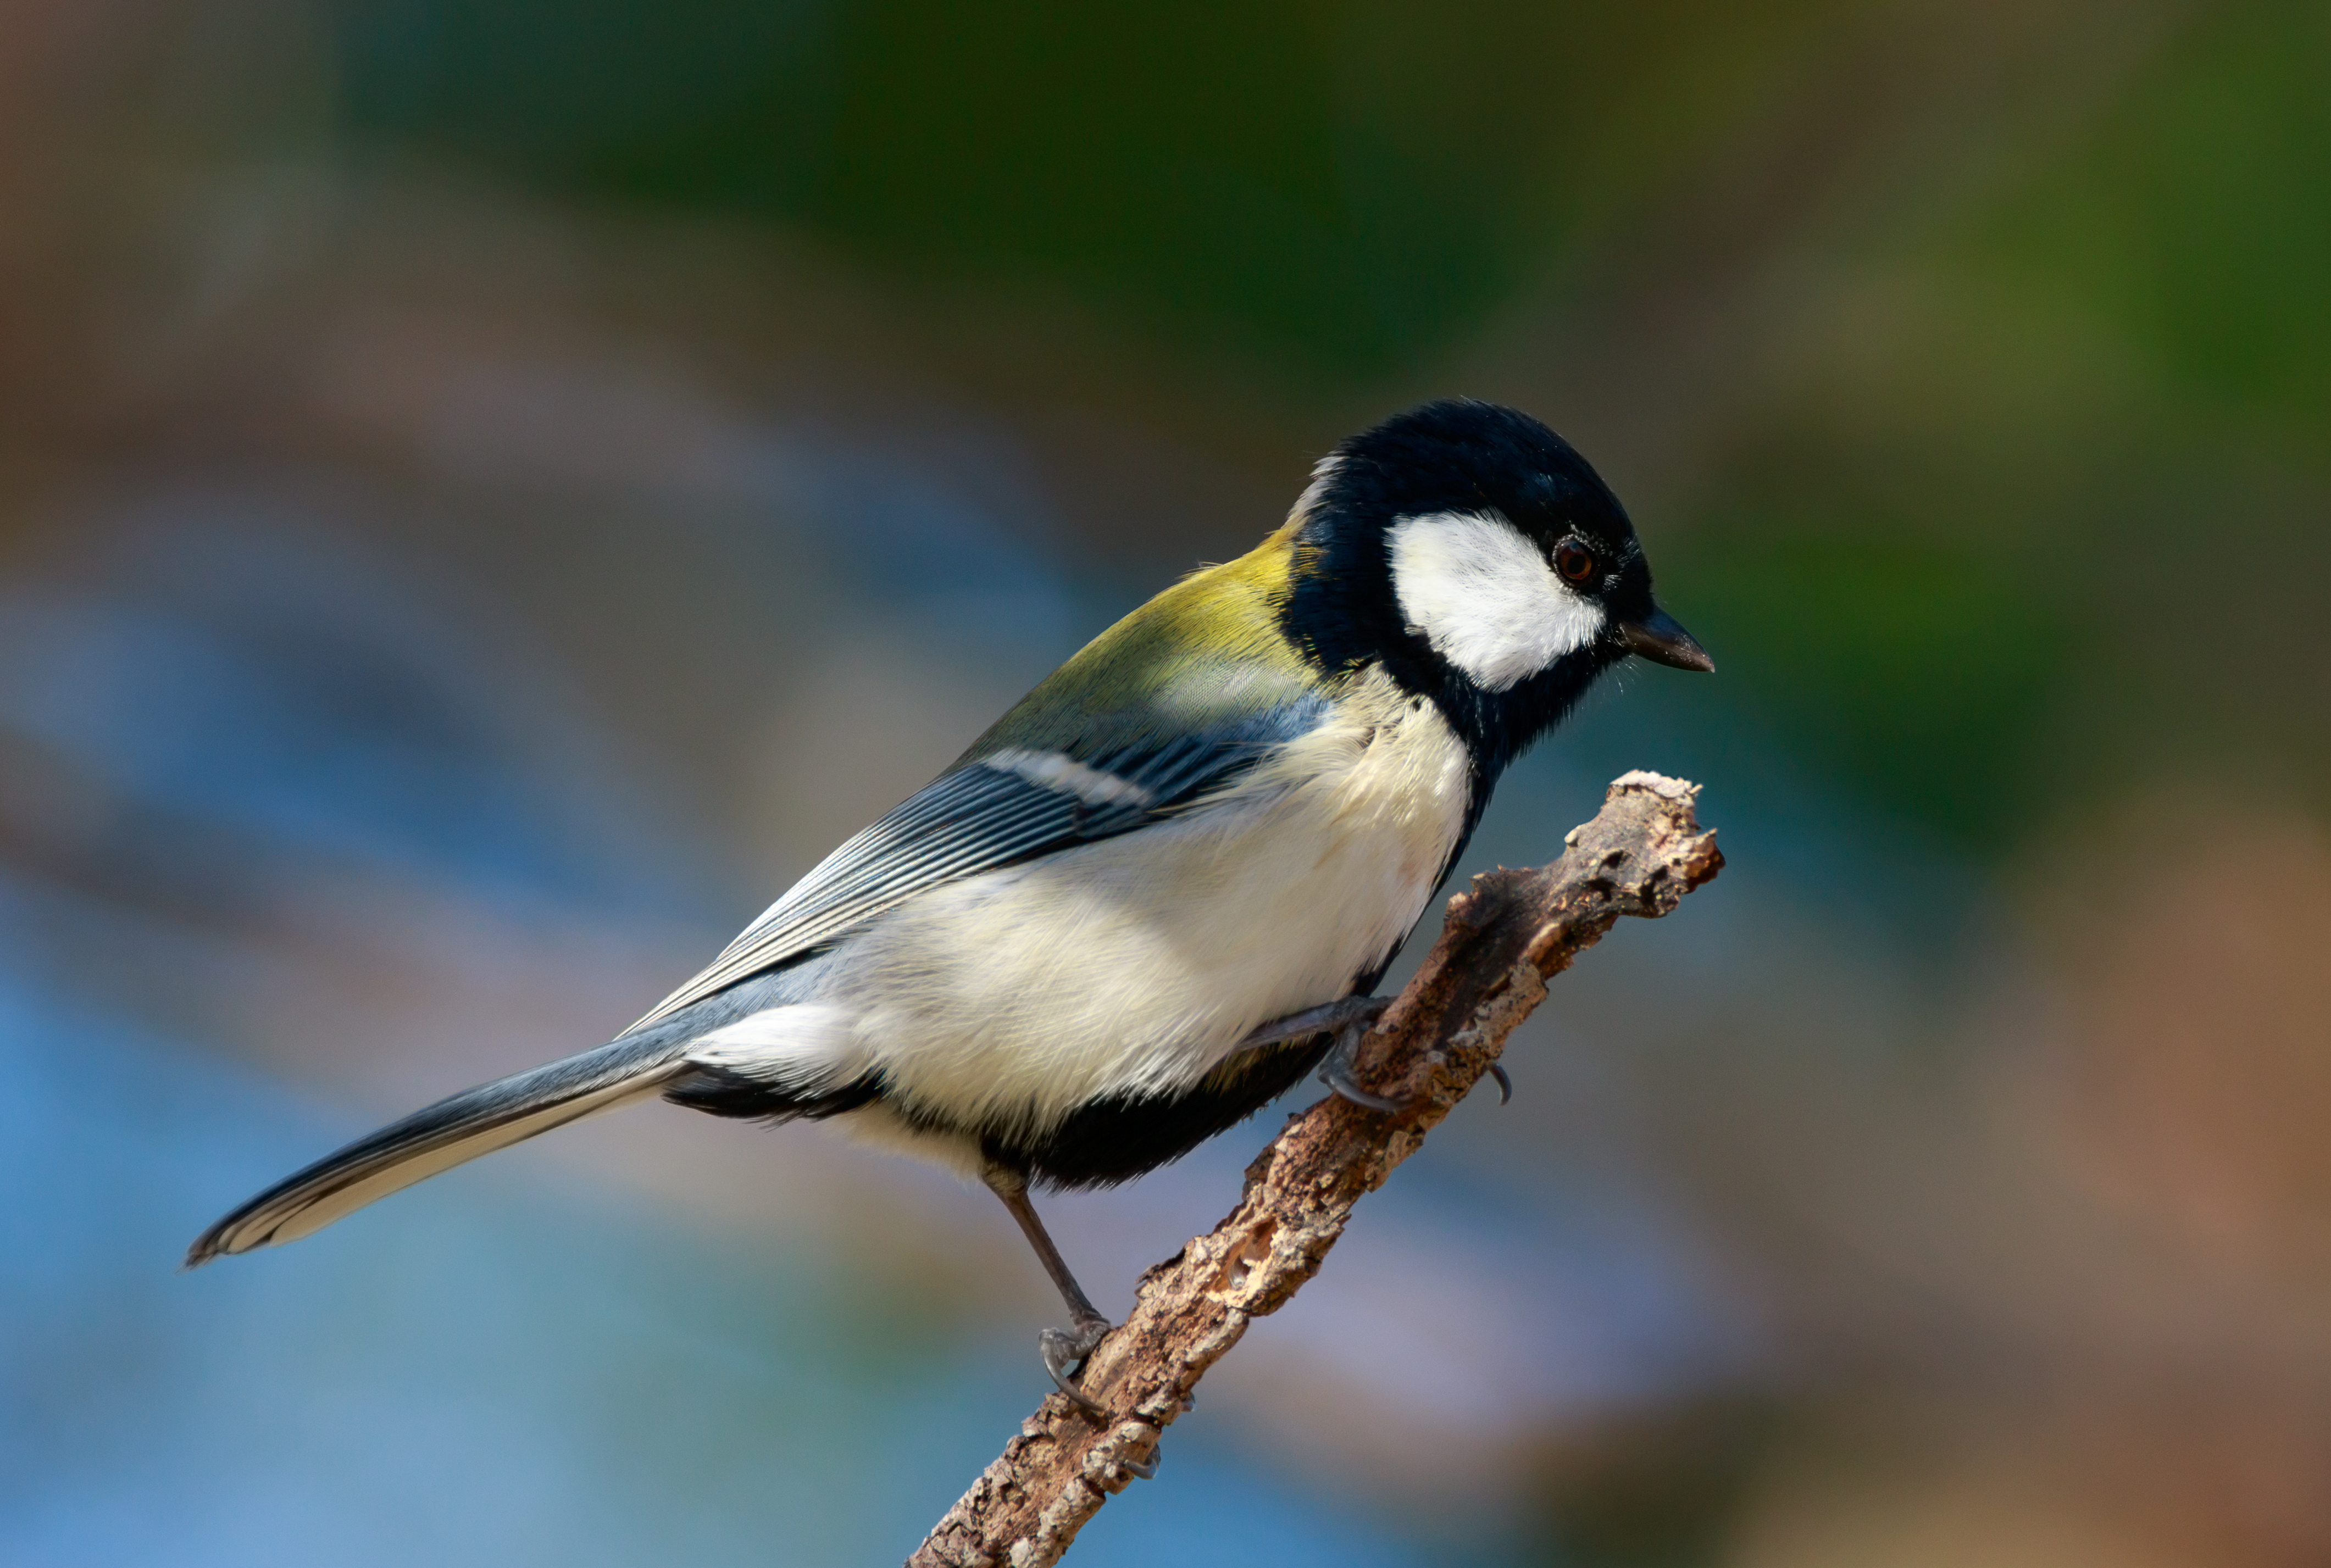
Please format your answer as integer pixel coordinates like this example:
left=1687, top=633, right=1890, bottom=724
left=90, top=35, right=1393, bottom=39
left=0, top=529, right=645, bottom=911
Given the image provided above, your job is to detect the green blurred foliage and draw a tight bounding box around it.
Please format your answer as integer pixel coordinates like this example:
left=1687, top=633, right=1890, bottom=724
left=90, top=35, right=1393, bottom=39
left=325, top=0, right=2331, bottom=854
left=1969, top=0, right=2331, bottom=444
left=1690, top=1, right=2331, bottom=849
left=1670, top=520, right=2060, bottom=848
left=329, top=0, right=1854, bottom=374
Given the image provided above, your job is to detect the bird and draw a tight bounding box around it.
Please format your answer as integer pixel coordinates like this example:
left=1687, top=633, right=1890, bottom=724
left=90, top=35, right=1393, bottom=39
left=186, top=398, right=1712, bottom=1417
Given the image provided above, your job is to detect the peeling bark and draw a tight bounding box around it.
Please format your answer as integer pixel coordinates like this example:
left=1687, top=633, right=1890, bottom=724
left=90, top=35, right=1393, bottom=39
left=909, top=771, right=1723, bottom=1568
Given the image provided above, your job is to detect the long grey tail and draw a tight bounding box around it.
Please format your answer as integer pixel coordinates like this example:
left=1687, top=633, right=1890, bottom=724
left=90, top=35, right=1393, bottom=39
left=185, top=1036, right=687, bottom=1267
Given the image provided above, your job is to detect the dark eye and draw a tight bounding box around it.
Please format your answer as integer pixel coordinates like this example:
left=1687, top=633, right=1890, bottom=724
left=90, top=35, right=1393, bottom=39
left=1554, top=541, right=1597, bottom=585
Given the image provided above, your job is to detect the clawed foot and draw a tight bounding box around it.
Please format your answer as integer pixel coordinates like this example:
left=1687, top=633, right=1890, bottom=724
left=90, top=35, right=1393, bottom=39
left=1040, top=1316, right=1114, bottom=1421
left=1318, top=1016, right=1416, bottom=1113
left=1037, top=1320, right=1159, bottom=1474
left=1250, top=996, right=1513, bottom=1113
left=1242, top=994, right=1412, bottom=1114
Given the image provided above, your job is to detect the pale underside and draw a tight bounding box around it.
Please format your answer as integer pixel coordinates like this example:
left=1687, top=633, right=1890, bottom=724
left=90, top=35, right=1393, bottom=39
left=687, top=667, right=1473, bottom=1174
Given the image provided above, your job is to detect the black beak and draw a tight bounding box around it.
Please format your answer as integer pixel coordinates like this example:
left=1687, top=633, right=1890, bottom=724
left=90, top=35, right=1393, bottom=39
left=1618, top=607, right=1714, bottom=672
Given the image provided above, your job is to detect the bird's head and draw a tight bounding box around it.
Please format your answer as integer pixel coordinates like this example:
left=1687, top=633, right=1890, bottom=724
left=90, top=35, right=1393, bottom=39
left=1281, top=398, right=1710, bottom=769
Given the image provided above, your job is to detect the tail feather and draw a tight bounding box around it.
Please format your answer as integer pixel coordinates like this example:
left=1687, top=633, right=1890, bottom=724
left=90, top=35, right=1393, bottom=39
left=185, top=1037, right=685, bottom=1267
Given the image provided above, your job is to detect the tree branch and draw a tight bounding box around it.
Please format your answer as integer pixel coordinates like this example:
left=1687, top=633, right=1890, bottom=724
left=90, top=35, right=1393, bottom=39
left=909, top=771, right=1724, bottom=1568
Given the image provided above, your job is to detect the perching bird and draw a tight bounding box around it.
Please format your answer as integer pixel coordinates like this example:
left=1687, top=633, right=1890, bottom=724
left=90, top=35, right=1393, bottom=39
left=187, top=398, right=1711, bottom=1415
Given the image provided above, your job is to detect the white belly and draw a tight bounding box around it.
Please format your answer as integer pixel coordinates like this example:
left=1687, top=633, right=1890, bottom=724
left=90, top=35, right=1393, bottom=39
left=808, top=672, right=1470, bottom=1139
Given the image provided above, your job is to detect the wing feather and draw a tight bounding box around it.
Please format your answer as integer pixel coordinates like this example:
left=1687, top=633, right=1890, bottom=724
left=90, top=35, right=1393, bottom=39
left=628, top=536, right=1325, bottom=1035
left=622, top=721, right=1311, bottom=1033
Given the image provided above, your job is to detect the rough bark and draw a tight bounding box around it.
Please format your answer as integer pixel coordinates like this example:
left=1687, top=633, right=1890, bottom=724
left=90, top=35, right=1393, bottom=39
left=908, top=771, right=1724, bottom=1568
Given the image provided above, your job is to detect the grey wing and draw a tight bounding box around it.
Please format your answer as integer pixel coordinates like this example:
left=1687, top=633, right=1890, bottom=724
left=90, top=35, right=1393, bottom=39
left=622, top=729, right=1289, bottom=1033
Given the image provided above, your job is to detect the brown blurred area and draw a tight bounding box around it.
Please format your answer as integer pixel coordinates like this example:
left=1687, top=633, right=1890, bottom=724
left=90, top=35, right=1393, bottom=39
left=3, top=2, right=2329, bottom=1565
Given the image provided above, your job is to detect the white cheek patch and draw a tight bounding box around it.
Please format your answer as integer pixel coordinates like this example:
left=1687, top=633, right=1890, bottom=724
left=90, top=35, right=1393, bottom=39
left=1386, top=510, right=1605, bottom=691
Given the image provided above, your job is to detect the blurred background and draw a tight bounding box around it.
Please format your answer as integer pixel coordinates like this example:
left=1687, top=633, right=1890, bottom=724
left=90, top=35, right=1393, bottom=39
left=3, top=1, right=2328, bottom=1563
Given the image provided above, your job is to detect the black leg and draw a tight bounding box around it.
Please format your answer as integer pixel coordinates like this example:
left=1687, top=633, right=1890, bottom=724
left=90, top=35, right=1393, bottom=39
left=984, top=1166, right=1113, bottom=1421
left=1238, top=994, right=1386, bottom=1049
